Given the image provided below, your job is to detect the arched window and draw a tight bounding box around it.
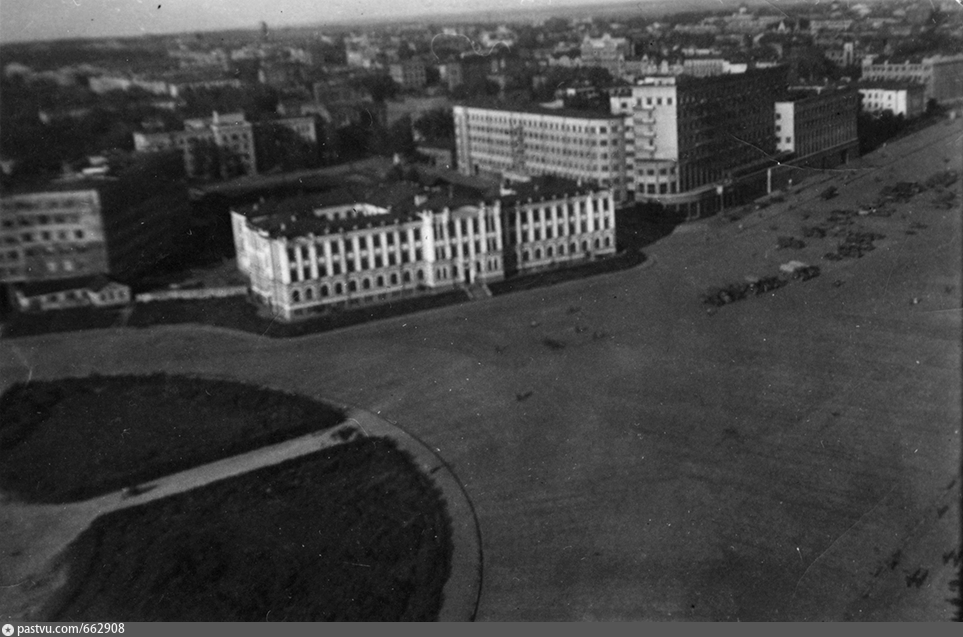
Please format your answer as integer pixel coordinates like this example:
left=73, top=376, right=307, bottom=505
left=594, top=238, right=600, bottom=249
left=362, top=278, right=371, bottom=290
left=522, top=250, right=529, bottom=262
left=306, top=287, right=315, bottom=300
left=570, top=242, right=577, bottom=253
left=417, top=269, right=424, bottom=281
left=582, top=240, right=588, bottom=252
left=390, top=273, right=398, bottom=285
left=291, top=289, right=300, bottom=303
left=604, top=236, right=611, bottom=247
left=376, top=275, right=384, bottom=287
left=348, top=280, right=357, bottom=292
left=547, top=246, right=554, bottom=257
left=335, top=282, right=343, bottom=295
left=559, top=244, right=566, bottom=255
left=535, top=248, right=542, bottom=260
left=403, top=271, right=411, bottom=283
left=321, top=285, right=329, bottom=297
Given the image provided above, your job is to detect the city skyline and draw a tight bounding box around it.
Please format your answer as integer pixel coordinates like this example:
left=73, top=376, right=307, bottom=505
left=2, top=0, right=786, bottom=44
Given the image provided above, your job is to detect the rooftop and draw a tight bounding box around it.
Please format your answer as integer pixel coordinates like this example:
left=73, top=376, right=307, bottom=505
left=455, top=100, right=620, bottom=120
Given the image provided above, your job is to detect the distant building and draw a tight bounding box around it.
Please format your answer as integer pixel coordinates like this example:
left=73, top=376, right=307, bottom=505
left=134, top=111, right=257, bottom=179
left=386, top=96, right=452, bottom=127
left=417, top=143, right=455, bottom=170
left=858, top=82, right=926, bottom=118
left=861, top=54, right=963, bottom=103
left=0, top=153, right=189, bottom=286
left=580, top=34, right=631, bottom=77
left=230, top=177, right=615, bottom=320
left=389, top=60, right=427, bottom=91
left=774, top=86, right=860, bottom=166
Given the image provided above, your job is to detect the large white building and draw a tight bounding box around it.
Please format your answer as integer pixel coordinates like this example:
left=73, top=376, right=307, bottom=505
left=453, top=105, right=629, bottom=202
left=231, top=179, right=616, bottom=320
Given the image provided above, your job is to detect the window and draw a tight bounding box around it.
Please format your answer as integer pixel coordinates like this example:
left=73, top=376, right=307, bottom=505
left=348, top=280, right=357, bottom=292
left=403, top=271, right=411, bottom=283
left=305, top=287, right=314, bottom=300
left=291, top=290, right=300, bottom=303
left=335, top=283, right=343, bottom=295
left=362, top=278, right=371, bottom=290
left=417, top=269, right=424, bottom=281
left=376, top=275, right=384, bottom=287
left=390, top=273, right=398, bottom=285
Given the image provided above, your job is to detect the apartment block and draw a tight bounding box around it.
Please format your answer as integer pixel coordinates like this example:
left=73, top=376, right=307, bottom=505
left=134, top=111, right=257, bottom=179
left=389, top=59, right=428, bottom=91
left=0, top=152, right=189, bottom=286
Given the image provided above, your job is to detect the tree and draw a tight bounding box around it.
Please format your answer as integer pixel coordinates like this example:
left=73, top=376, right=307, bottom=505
left=413, top=108, right=454, bottom=143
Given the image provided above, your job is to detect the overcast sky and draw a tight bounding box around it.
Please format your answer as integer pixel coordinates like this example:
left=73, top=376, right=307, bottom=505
left=0, top=0, right=681, bottom=44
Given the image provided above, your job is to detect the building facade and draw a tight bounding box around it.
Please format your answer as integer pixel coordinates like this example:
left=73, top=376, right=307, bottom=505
left=453, top=105, right=629, bottom=202
left=389, top=60, right=428, bottom=91
left=774, top=86, right=859, bottom=165
left=231, top=180, right=616, bottom=320
left=580, top=34, right=631, bottom=78
left=0, top=188, right=109, bottom=284
left=134, top=111, right=257, bottom=178
left=609, top=66, right=789, bottom=213
left=1, top=153, right=189, bottom=287
left=861, top=54, right=963, bottom=103
left=134, top=112, right=317, bottom=179
left=858, top=82, right=926, bottom=118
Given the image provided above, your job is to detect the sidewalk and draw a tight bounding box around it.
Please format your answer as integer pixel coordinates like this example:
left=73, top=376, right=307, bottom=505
left=0, top=409, right=481, bottom=622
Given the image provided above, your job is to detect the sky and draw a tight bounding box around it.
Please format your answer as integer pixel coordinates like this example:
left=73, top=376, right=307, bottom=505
left=0, top=0, right=673, bottom=44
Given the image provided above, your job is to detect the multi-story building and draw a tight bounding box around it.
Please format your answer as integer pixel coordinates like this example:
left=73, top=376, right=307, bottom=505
left=231, top=178, right=616, bottom=320
left=456, top=67, right=797, bottom=216
left=857, top=81, right=926, bottom=118
left=861, top=54, right=963, bottom=103
left=453, top=104, right=629, bottom=202
left=0, top=152, right=189, bottom=287
left=774, top=86, right=860, bottom=166
left=0, top=186, right=109, bottom=284
left=133, top=112, right=318, bottom=179
left=609, top=66, right=789, bottom=214
left=134, top=111, right=257, bottom=179
left=389, top=59, right=428, bottom=91
left=580, top=34, right=632, bottom=78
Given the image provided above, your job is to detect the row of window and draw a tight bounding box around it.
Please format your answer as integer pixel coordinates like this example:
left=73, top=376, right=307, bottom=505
left=291, top=269, right=425, bottom=304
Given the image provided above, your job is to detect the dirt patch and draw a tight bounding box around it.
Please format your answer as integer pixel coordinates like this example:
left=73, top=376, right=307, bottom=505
left=44, top=437, right=453, bottom=621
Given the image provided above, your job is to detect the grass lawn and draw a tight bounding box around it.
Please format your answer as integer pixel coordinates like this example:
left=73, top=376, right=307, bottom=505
left=45, top=437, right=453, bottom=621
left=0, top=374, right=346, bottom=503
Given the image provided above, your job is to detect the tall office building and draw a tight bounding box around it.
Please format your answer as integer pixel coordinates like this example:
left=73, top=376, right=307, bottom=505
left=453, top=104, right=629, bottom=202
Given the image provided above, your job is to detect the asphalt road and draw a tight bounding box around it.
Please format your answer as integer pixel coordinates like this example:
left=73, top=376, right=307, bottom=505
left=1, top=118, right=960, bottom=621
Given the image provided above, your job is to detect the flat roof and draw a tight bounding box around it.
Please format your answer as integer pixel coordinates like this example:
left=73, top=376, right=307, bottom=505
left=455, top=100, right=621, bottom=121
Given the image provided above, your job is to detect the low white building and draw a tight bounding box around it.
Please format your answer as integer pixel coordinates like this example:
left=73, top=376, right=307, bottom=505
left=858, top=82, right=925, bottom=118
left=231, top=179, right=616, bottom=320
left=14, top=275, right=130, bottom=312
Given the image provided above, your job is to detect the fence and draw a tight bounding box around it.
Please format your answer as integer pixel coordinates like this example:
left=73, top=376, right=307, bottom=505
left=135, top=286, right=248, bottom=303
